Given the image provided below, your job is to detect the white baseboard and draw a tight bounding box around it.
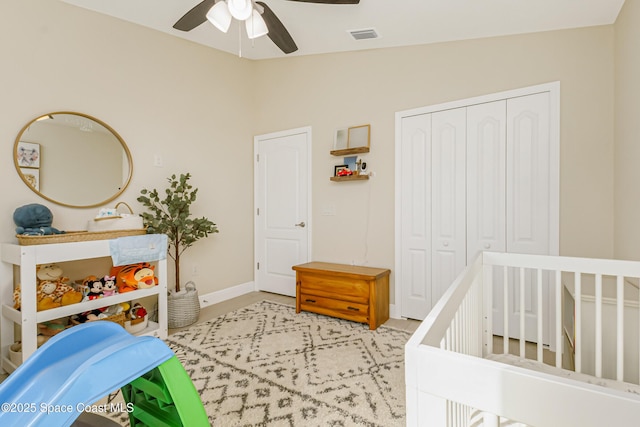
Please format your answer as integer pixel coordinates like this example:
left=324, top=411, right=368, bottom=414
left=198, top=281, right=256, bottom=308
left=389, top=304, right=400, bottom=319
left=198, top=284, right=403, bottom=321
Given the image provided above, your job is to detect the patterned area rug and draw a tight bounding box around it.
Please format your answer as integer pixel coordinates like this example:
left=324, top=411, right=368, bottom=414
left=111, top=300, right=409, bottom=426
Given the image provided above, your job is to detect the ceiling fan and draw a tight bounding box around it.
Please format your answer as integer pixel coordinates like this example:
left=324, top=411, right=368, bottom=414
left=173, top=0, right=360, bottom=55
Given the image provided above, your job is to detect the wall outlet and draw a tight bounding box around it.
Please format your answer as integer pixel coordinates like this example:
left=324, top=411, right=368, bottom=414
left=153, top=154, right=163, bottom=167
left=192, top=264, right=199, bottom=276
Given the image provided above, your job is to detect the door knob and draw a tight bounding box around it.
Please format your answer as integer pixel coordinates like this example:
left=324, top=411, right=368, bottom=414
left=295, top=222, right=306, bottom=228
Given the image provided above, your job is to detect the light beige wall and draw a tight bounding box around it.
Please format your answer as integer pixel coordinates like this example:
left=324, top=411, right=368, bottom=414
left=614, top=0, right=640, bottom=260
left=2, top=0, right=617, bottom=305
left=254, top=27, right=616, bottom=302
left=1, top=0, right=256, bottom=293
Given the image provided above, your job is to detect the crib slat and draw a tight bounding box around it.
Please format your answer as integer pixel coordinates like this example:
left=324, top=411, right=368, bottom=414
left=575, top=273, right=582, bottom=374
left=555, top=270, right=562, bottom=368
left=520, top=267, right=526, bottom=358
left=595, top=274, right=602, bottom=378
left=483, top=265, right=493, bottom=357
left=616, top=275, right=624, bottom=382
left=537, top=268, right=543, bottom=362
left=503, top=266, right=509, bottom=356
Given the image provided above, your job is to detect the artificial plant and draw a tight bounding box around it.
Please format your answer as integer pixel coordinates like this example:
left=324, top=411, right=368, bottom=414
left=137, top=173, right=218, bottom=292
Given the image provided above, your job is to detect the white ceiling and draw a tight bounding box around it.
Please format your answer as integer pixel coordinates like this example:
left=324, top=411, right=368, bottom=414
left=59, top=0, right=625, bottom=60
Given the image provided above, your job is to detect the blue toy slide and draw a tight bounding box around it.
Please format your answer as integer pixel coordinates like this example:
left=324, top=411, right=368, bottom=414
left=0, top=321, right=200, bottom=426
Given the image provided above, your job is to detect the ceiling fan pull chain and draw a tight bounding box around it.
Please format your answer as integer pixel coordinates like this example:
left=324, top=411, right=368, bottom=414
left=238, top=20, right=243, bottom=58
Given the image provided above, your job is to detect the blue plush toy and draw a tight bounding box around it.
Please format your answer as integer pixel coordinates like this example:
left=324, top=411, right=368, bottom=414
left=13, top=203, right=65, bottom=236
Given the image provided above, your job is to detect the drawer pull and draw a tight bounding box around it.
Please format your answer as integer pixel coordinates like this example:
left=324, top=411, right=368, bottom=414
left=347, top=306, right=360, bottom=312
left=305, top=299, right=316, bottom=303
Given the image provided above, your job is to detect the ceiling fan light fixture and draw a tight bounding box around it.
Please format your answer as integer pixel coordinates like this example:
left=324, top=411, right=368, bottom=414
left=227, top=0, right=253, bottom=21
left=246, top=9, right=268, bottom=39
left=206, top=1, right=232, bottom=33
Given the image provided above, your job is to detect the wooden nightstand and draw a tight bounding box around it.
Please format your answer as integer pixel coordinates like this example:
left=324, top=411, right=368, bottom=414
left=292, top=262, right=390, bottom=330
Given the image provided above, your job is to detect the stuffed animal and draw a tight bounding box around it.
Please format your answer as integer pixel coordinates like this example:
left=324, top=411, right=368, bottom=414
left=101, top=275, right=118, bottom=297
left=129, top=302, right=147, bottom=321
left=37, top=264, right=69, bottom=284
left=74, top=303, right=127, bottom=323
left=110, top=262, right=158, bottom=293
left=13, top=204, right=64, bottom=236
left=13, top=287, right=23, bottom=310
left=36, top=280, right=82, bottom=311
left=86, top=278, right=104, bottom=300
left=14, top=264, right=79, bottom=310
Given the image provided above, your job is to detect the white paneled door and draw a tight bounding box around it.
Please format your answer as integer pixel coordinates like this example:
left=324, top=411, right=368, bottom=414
left=399, top=108, right=467, bottom=320
left=466, top=100, right=507, bottom=260
left=396, top=83, right=559, bottom=346
left=399, top=113, right=432, bottom=319
left=254, top=127, right=311, bottom=297
left=503, top=92, right=552, bottom=342
left=431, top=108, right=467, bottom=314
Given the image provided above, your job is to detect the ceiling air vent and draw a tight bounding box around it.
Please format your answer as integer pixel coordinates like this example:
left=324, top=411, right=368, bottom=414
left=349, top=28, right=379, bottom=41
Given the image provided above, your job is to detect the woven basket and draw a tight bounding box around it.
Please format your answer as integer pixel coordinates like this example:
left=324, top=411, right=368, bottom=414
left=16, top=228, right=147, bottom=245
left=168, top=281, right=201, bottom=328
left=93, top=202, right=135, bottom=221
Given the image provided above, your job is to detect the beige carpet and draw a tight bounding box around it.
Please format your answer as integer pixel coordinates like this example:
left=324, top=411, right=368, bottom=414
left=111, top=300, right=410, bottom=426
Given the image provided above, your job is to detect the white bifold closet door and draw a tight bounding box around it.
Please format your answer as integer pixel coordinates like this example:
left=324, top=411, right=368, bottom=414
left=466, top=100, right=507, bottom=260
left=399, top=108, right=466, bottom=319
left=431, top=108, right=467, bottom=311
left=399, top=113, right=432, bottom=317
left=502, top=92, right=552, bottom=341
left=399, top=91, right=554, bottom=345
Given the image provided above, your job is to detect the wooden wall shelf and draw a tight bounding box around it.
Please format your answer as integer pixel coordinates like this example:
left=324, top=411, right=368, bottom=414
left=330, top=175, right=369, bottom=182
left=330, top=147, right=370, bottom=156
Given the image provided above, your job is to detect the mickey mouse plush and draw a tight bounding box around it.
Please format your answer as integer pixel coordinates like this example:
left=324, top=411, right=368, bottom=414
left=86, top=278, right=104, bottom=300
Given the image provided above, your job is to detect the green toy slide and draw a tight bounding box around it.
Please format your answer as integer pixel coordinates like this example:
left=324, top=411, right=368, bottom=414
left=0, top=321, right=209, bottom=426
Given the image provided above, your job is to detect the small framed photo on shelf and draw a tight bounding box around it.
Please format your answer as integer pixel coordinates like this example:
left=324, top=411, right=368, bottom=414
left=16, top=141, right=41, bottom=168
left=347, top=124, right=370, bottom=149
left=334, top=165, right=349, bottom=177
left=334, top=128, right=348, bottom=151
left=344, top=156, right=358, bottom=173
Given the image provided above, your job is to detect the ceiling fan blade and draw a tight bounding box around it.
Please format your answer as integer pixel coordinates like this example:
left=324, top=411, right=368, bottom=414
left=256, top=2, right=298, bottom=54
left=285, top=0, right=360, bottom=4
left=173, top=0, right=217, bottom=32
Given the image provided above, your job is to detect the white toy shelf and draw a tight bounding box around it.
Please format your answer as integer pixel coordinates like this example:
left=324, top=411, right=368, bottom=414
left=0, top=239, right=168, bottom=373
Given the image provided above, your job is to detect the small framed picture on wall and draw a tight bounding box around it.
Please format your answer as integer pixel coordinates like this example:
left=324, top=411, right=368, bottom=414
left=20, top=168, right=40, bottom=191
left=16, top=141, right=41, bottom=168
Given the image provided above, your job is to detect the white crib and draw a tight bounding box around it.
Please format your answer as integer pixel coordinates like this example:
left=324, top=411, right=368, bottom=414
left=405, top=252, right=640, bottom=426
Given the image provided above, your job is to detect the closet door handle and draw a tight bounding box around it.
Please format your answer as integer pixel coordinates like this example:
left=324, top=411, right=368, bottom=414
left=295, top=222, right=306, bottom=228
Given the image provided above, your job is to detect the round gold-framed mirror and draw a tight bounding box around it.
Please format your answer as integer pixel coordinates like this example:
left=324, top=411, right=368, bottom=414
left=14, top=112, right=133, bottom=208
